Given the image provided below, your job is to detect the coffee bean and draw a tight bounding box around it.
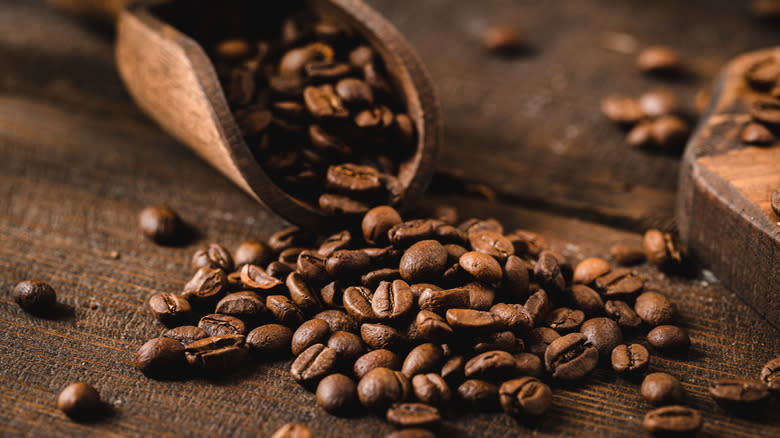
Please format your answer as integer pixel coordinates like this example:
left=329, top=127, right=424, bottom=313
left=385, top=429, right=436, bottom=438
left=386, top=402, right=441, bottom=428
left=749, top=96, right=780, bottom=125
left=314, top=309, right=358, bottom=333
left=760, top=357, right=780, bottom=392
left=402, top=343, right=443, bottom=378
left=266, top=295, right=306, bottom=327
left=573, top=257, right=611, bottom=284
left=524, top=289, right=552, bottom=327
left=287, top=272, right=323, bottom=314
left=316, top=373, right=356, bottom=414
left=138, top=205, right=181, bottom=244
left=372, top=280, right=414, bottom=321
left=647, top=325, right=690, bottom=352
left=270, top=423, right=314, bottom=438
left=527, top=327, right=561, bottom=357
left=746, top=56, right=780, bottom=90
left=327, top=330, right=365, bottom=364
left=161, top=325, right=208, bottom=345
left=335, top=78, right=374, bottom=107
left=601, top=96, right=645, bottom=124
left=361, top=323, right=407, bottom=351
left=357, top=367, right=410, bottom=409
left=457, top=379, right=499, bottom=408
left=643, top=229, right=684, bottom=271
left=639, top=89, right=681, bottom=118
left=319, top=194, right=370, bottom=215
left=198, top=314, right=246, bottom=336
left=319, top=281, right=344, bottom=308
left=136, top=337, right=185, bottom=378
left=296, top=251, right=328, bottom=285
left=482, top=25, right=525, bottom=56
left=215, top=291, right=265, bottom=320
left=266, top=261, right=294, bottom=280
left=611, top=344, right=649, bottom=375
left=534, top=251, right=566, bottom=293
left=650, top=115, right=690, bottom=148
left=641, top=372, right=684, bottom=405
left=566, top=285, right=604, bottom=316
left=398, top=240, right=448, bottom=283
left=546, top=307, right=585, bottom=333
left=609, top=244, right=646, bottom=266
left=440, top=355, right=464, bottom=383
left=499, top=377, right=552, bottom=417
left=316, top=230, right=352, bottom=258
left=741, top=122, right=775, bottom=145
left=324, top=163, right=381, bottom=194
left=489, top=303, right=532, bottom=334
left=412, top=373, right=451, bottom=406
left=354, top=349, right=401, bottom=379
left=473, top=330, right=517, bottom=354
left=580, top=317, right=623, bottom=357
left=246, top=324, right=292, bottom=354
left=12, top=280, right=57, bottom=314
left=57, top=382, right=102, bottom=420
left=604, top=300, right=642, bottom=329
left=279, top=247, right=306, bottom=265
left=192, top=243, right=234, bottom=272
left=185, top=334, right=247, bottom=371
left=469, top=230, right=514, bottom=262
left=418, top=287, right=470, bottom=314
left=636, top=46, right=683, bottom=74
left=464, top=350, right=517, bottom=380
left=326, top=249, right=372, bottom=278
left=709, top=379, right=770, bottom=408
left=446, top=308, right=505, bottom=333
left=387, top=219, right=439, bottom=248
left=290, top=343, right=338, bottom=384
left=635, top=291, right=675, bottom=326
left=464, top=282, right=496, bottom=310
left=502, top=255, right=530, bottom=301
left=214, top=38, right=250, bottom=61
left=459, top=251, right=503, bottom=284
left=240, top=264, right=282, bottom=290
left=514, top=352, right=543, bottom=377
left=544, top=333, right=599, bottom=380
left=643, top=406, right=702, bottom=436
left=237, top=110, right=272, bottom=138
left=292, top=319, right=331, bottom=356
left=414, top=310, right=454, bottom=342
left=594, top=268, right=644, bottom=299
left=182, top=267, right=228, bottom=303
left=344, top=286, right=375, bottom=323
left=268, top=226, right=311, bottom=253
left=361, top=268, right=401, bottom=290
left=460, top=218, right=503, bottom=235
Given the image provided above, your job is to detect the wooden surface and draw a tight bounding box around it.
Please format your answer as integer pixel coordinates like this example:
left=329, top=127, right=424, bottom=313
left=1, top=0, right=779, bottom=437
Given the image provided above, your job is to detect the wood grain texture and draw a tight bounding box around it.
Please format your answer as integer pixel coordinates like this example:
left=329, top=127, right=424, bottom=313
left=1, top=1, right=779, bottom=437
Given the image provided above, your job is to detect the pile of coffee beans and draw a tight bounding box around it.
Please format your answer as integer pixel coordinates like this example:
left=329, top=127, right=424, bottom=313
left=742, top=55, right=779, bottom=146
left=209, top=6, right=416, bottom=215
left=601, top=89, right=692, bottom=150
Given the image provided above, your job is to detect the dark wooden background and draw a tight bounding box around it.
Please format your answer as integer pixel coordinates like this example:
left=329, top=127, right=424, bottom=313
left=1, top=0, right=779, bottom=436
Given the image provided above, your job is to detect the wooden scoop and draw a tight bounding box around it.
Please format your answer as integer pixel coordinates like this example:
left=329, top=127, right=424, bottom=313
left=49, top=0, right=440, bottom=230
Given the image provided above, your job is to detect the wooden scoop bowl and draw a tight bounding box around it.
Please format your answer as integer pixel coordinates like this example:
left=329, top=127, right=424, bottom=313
left=50, top=0, right=440, bottom=230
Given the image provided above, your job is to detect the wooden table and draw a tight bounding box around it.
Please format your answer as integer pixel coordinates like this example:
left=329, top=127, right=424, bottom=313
left=1, top=0, right=779, bottom=436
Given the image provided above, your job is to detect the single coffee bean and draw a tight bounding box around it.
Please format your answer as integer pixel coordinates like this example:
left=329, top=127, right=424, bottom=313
left=292, top=319, right=331, bottom=356
left=362, top=206, right=402, bottom=246
left=326, top=249, right=372, bottom=278
left=482, top=25, right=524, bottom=55
left=526, top=327, right=561, bottom=357
left=502, top=255, right=530, bottom=301
left=572, top=257, right=611, bottom=285
left=457, top=379, right=499, bottom=408
left=415, top=310, right=455, bottom=342
left=191, top=243, right=234, bottom=272
left=327, top=330, right=365, bottom=364
left=745, top=56, right=780, bottom=90
left=357, top=367, right=410, bottom=409
left=335, top=77, right=374, bottom=107
left=611, top=344, right=650, bottom=375
left=184, top=334, right=247, bottom=371
left=286, top=272, right=323, bottom=315
left=136, top=337, right=185, bottom=378
left=741, top=122, right=775, bottom=145
left=314, top=309, right=358, bottom=333
left=446, top=308, right=505, bottom=333
left=514, top=352, right=543, bottom=377
left=268, top=227, right=310, bottom=253
left=319, top=281, right=344, bottom=308
left=354, top=349, right=401, bottom=379
left=316, top=373, right=356, bottom=414
left=215, top=291, right=265, bottom=320
left=372, top=280, right=414, bottom=321
left=386, top=402, right=441, bottom=428
left=388, top=219, right=439, bottom=248
left=524, top=289, right=552, bottom=327
left=604, top=300, right=642, bottom=329
left=412, top=373, right=451, bottom=406
left=594, top=268, right=644, bottom=299
left=636, top=45, right=683, bottom=74
left=138, top=205, right=181, bottom=244
left=266, top=295, right=306, bottom=327
left=361, top=323, right=407, bottom=351
left=464, top=350, right=517, bottom=380
left=402, top=343, right=443, bottom=378
left=643, top=406, right=702, bottom=436
left=182, top=267, right=228, bottom=303
left=609, top=243, right=646, bottom=266
left=266, top=261, right=294, bottom=280
left=534, top=251, right=566, bottom=293
left=601, top=95, right=645, bottom=124
left=627, top=120, right=654, bottom=147
left=270, top=423, right=314, bottom=438
left=459, top=218, right=503, bottom=235
left=385, top=429, right=436, bottom=438
left=580, top=317, right=623, bottom=357
left=214, top=37, right=250, bottom=61
left=234, top=240, right=273, bottom=267
left=296, top=251, right=329, bottom=285
left=546, top=307, right=585, bottom=333
left=459, top=251, right=503, bottom=284
left=198, top=314, right=246, bottom=336
left=161, top=325, right=208, bottom=345
left=290, top=343, right=338, bottom=384
left=361, top=268, right=402, bottom=290
left=566, top=285, right=604, bottom=316
left=635, top=291, right=676, bottom=326
left=641, top=372, right=685, bottom=405
left=639, top=89, right=681, bottom=118
left=647, top=325, right=690, bottom=352
left=57, top=382, right=102, bottom=419
left=343, top=286, right=375, bottom=323
left=469, top=230, right=514, bottom=262
left=12, top=280, right=57, bottom=314
left=651, top=115, right=691, bottom=148
left=418, top=287, right=470, bottom=314
left=760, top=357, right=780, bottom=392
left=499, top=377, right=552, bottom=417
left=709, top=379, right=770, bottom=408
left=489, top=303, right=532, bottom=334
left=464, top=282, right=496, bottom=310
left=441, top=355, right=465, bottom=383
left=325, top=163, right=381, bottom=194
left=246, top=324, right=292, bottom=354
left=317, top=230, right=352, bottom=257
left=279, top=247, right=306, bottom=265
left=643, top=229, right=683, bottom=271
left=544, top=333, right=599, bottom=380
left=749, top=96, right=780, bottom=125
left=399, top=240, right=449, bottom=283
left=472, top=330, right=517, bottom=354
left=410, top=283, right=442, bottom=301
left=242, top=263, right=285, bottom=290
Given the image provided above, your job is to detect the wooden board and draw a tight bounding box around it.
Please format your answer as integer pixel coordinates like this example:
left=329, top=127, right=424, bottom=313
left=1, top=1, right=780, bottom=437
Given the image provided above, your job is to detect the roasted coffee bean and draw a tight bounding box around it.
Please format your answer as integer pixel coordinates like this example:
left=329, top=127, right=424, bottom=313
left=441, top=356, right=465, bottom=383
left=372, top=280, right=414, bottom=321
left=185, top=334, right=247, bottom=371
left=357, top=367, right=410, bottom=409
left=161, top=325, right=208, bottom=345
left=469, top=230, right=514, bottom=262
left=464, top=282, right=496, bottom=310
left=410, top=283, right=441, bottom=300
left=344, top=286, right=375, bottom=323
left=386, top=402, right=441, bottom=428
left=527, top=327, right=561, bottom=357
left=760, top=357, right=780, bottom=392
left=335, top=78, right=374, bottom=107
left=611, top=344, right=650, bottom=375
left=594, top=268, right=644, bottom=298
left=314, top=309, right=358, bottom=333
left=580, top=317, right=622, bottom=357
left=325, top=163, right=381, bottom=194
left=268, top=226, right=310, bottom=253
left=544, top=333, right=599, bottom=380
left=534, top=251, right=566, bottom=293
left=482, top=25, right=524, bottom=55
left=647, top=325, right=690, bottom=352
left=279, top=42, right=333, bottom=75
left=303, top=84, right=349, bottom=119
left=319, top=281, right=344, bottom=308
left=296, top=251, right=328, bottom=285
left=464, top=350, right=517, bottom=380
left=348, top=45, right=373, bottom=68
left=643, top=229, right=683, bottom=271
left=305, top=61, right=351, bottom=81
left=418, top=287, right=470, bottom=314
left=524, top=289, right=552, bottom=327
left=226, top=271, right=243, bottom=291
left=319, top=194, right=370, bottom=215
left=502, top=255, right=530, bottom=301
left=709, top=379, right=770, bottom=408
left=316, top=373, right=356, bottom=413
left=635, top=291, right=675, bottom=326
left=412, top=373, right=451, bottom=406
left=388, top=219, right=440, bottom=248
left=246, top=324, right=292, bottom=354
left=57, top=382, right=102, bottom=419
left=641, top=372, right=685, bottom=405
left=198, top=314, right=246, bottom=336
left=643, top=406, right=702, bottom=436
left=182, top=267, right=228, bottom=303
left=326, top=249, right=372, bottom=278
left=499, top=377, right=552, bottom=417
left=215, top=291, right=265, bottom=320
left=191, top=243, right=234, bottom=272
left=749, top=96, right=780, bottom=125
left=362, top=206, right=402, bottom=246
left=138, top=205, right=181, bottom=243
left=402, top=343, right=443, bottom=378
left=446, top=308, right=505, bottom=333
left=415, top=310, right=455, bottom=342
left=741, top=122, right=775, bottom=145
left=266, top=261, right=294, bottom=280
left=287, top=273, right=323, bottom=314
left=363, top=246, right=404, bottom=267
left=270, top=423, right=314, bottom=438
left=573, top=257, right=611, bottom=284
left=240, top=264, right=282, bottom=290
left=399, top=240, right=448, bottom=283
left=327, top=330, right=365, bottom=364
left=290, top=343, right=338, bottom=384
left=609, top=243, right=646, bottom=266
left=566, top=285, right=604, bottom=316
left=473, top=330, right=517, bottom=354
left=266, top=295, right=306, bottom=327
left=457, top=379, right=499, bottom=408
left=601, top=95, right=645, bottom=124
left=292, top=319, right=331, bottom=356
left=460, top=218, right=503, bottom=235
left=605, top=300, right=642, bottom=329
left=136, top=337, right=185, bottom=378
left=385, top=429, right=435, bottom=438
left=746, top=56, right=780, bottom=90
left=354, top=349, right=401, bottom=379
left=546, top=307, right=585, bottom=333
left=317, top=230, right=352, bottom=257
left=514, top=352, right=543, bottom=377
left=361, top=268, right=401, bottom=290
left=639, top=89, right=681, bottom=118
left=637, top=45, right=683, bottom=74
left=13, top=280, right=57, bottom=314
left=361, top=323, right=407, bottom=351
left=459, top=251, right=503, bottom=284
left=489, top=303, right=532, bottom=334
left=279, top=247, right=307, bottom=265
left=434, top=224, right=467, bottom=245
left=627, top=121, right=652, bottom=148
left=651, top=115, right=690, bottom=148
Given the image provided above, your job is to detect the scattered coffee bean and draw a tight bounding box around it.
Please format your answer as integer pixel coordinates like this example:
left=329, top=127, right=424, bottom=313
left=636, top=45, right=683, bottom=74
left=750, top=96, right=780, bottom=125
left=580, top=317, right=623, bottom=357
left=402, top=343, right=443, bottom=378
left=234, top=240, right=273, bottom=267
left=161, top=325, right=208, bottom=345
left=514, top=352, right=543, bottom=377
left=594, top=268, right=644, bottom=299
left=138, top=205, right=181, bottom=244
left=13, top=280, right=57, bottom=314
left=546, top=307, right=585, bottom=333
left=198, top=313, right=246, bottom=336
left=185, top=334, right=247, bottom=371
left=482, top=25, right=525, bottom=56
left=605, top=300, right=642, bottom=329
left=709, top=379, right=770, bottom=409
left=191, top=243, right=234, bottom=272
left=760, top=357, right=780, bottom=392
left=741, top=122, right=775, bottom=145
left=354, top=349, right=401, bottom=379
left=373, top=280, right=414, bottom=321
left=643, top=229, right=684, bottom=271
left=290, top=343, right=338, bottom=384
left=247, top=324, right=293, bottom=354
left=316, top=373, right=356, bottom=414
left=566, top=285, right=605, bottom=316
left=386, top=402, right=441, bottom=428
left=635, top=291, right=675, bottom=326
left=573, top=257, right=611, bottom=285
left=416, top=310, right=455, bottom=342
left=464, top=350, right=517, bottom=380
left=446, top=308, right=505, bottom=333
left=314, top=309, right=358, bottom=333
left=527, top=327, right=561, bottom=357
left=639, top=89, right=681, bottom=118
left=57, top=382, right=102, bottom=420
left=361, top=323, right=407, bottom=351
left=643, top=405, right=702, bottom=436
left=545, top=333, right=599, bottom=380
left=641, top=372, right=684, bottom=405
left=399, top=240, right=449, bottom=283
left=457, top=379, right=499, bottom=408
left=270, top=423, right=314, bottom=438
left=385, top=429, right=435, bottom=438
left=357, top=367, right=410, bottom=409
left=609, top=243, right=646, bottom=266
left=267, top=295, right=306, bottom=327
left=499, top=377, right=552, bottom=417
left=292, top=318, right=331, bottom=356
left=149, top=293, right=192, bottom=327
left=215, top=291, right=266, bottom=320
left=362, top=206, right=402, bottom=246
left=136, top=337, right=185, bottom=378
left=327, top=330, right=365, bottom=364
left=459, top=251, right=503, bottom=284
left=412, top=373, right=451, bottom=406
left=601, top=96, right=645, bottom=124
left=647, top=325, right=690, bottom=352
